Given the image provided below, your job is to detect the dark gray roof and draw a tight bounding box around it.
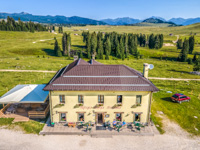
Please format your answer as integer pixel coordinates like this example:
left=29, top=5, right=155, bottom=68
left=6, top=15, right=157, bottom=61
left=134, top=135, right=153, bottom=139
left=43, top=59, right=159, bottom=92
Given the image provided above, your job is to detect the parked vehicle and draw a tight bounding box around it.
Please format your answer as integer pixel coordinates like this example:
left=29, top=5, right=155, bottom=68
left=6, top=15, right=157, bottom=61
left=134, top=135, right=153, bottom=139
left=171, top=93, right=190, bottom=104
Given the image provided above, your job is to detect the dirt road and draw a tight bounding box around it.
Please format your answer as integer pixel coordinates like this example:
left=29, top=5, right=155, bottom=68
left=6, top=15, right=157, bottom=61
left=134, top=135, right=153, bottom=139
left=1, top=69, right=200, bottom=81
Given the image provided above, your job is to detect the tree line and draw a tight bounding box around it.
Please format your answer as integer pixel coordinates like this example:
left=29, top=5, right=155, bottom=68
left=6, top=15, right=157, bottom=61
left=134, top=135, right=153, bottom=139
left=0, top=16, right=48, bottom=32
left=82, top=31, right=164, bottom=60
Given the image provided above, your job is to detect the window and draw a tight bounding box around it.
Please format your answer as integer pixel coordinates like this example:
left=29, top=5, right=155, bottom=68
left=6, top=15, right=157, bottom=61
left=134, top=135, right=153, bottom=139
left=78, top=95, right=84, bottom=103
left=136, top=95, right=142, bottom=105
left=98, top=95, right=104, bottom=103
left=117, top=95, right=122, bottom=103
left=78, top=113, right=84, bottom=122
left=135, top=113, right=141, bottom=122
left=180, top=96, right=187, bottom=99
left=116, top=113, right=122, bottom=121
left=60, top=113, right=66, bottom=122
left=59, top=95, right=65, bottom=104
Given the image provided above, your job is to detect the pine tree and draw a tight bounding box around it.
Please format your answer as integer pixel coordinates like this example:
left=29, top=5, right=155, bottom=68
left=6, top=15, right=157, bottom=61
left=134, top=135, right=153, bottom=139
left=54, top=38, right=62, bottom=57
left=119, top=37, right=125, bottom=60
left=62, top=33, right=67, bottom=55
left=180, top=38, right=189, bottom=62
left=154, top=35, right=160, bottom=49
left=148, top=34, right=155, bottom=49
left=86, top=34, right=91, bottom=58
left=193, top=55, right=200, bottom=71
left=116, top=40, right=121, bottom=58
left=189, top=36, right=195, bottom=54
left=66, top=33, right=71, bottom=57
left=104, top=37, right=111, bottom=56
left=90, top=32, right=97, bottom=54
left=97, top=38, right=103, bottom=59
left=124, top=34, right=129, bottom=58
left=177, top=39, right=183, bottom=49
left=56, top=46, right=62, bottom=57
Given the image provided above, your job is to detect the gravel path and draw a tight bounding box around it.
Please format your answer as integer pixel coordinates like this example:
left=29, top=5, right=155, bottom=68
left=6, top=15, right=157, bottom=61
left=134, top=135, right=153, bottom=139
left=0, top=118, right=199, bottom=150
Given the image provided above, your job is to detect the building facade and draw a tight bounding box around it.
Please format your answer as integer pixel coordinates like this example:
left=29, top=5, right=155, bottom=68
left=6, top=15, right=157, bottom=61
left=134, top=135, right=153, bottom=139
left=44, top=58, right=159, bottom=124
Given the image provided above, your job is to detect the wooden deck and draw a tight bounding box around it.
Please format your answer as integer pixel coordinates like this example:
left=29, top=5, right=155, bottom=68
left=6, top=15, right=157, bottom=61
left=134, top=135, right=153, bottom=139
left=0, top=104, right=50, bottom=122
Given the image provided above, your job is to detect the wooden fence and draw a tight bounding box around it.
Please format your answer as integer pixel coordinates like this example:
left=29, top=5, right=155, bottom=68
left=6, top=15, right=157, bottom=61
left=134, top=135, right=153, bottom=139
left=28, top=104, right=50, bottom=119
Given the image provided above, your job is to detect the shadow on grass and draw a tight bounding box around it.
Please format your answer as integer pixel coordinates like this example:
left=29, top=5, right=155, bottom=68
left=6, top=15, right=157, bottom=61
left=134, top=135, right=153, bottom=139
left=168, top=69, right=190, bottom=74
left=72, top=45, right=86, bottom=49
left=161, top=97, right=174, bottom=103
left=42, top=48, right=55, bottom=56
left=151, top=56, right=178, bottom=61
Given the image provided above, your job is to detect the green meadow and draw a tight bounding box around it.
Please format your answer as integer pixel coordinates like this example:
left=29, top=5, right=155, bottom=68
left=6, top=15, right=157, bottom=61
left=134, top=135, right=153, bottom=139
left=0, top=23, right=200, bottom=135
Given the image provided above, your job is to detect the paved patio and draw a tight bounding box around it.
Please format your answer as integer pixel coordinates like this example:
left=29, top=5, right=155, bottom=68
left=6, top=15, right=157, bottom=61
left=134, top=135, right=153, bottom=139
left=40, top=118, right=159, bottom=137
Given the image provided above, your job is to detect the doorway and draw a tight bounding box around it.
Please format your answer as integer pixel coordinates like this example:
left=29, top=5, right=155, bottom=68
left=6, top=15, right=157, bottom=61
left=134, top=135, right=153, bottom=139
left=97, top=113, right=103, bottom=124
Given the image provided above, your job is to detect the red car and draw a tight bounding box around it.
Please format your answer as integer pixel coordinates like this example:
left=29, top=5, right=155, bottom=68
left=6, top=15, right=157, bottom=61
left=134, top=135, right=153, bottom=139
left=171, top=93, right=190, bottom=104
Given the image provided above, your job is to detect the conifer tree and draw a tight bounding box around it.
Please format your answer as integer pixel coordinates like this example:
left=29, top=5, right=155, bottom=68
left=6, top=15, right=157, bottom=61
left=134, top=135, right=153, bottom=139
left=154, top=35, right=160, bottom=49
left=54, top=38, right=62, bottom=57
left=119, top=37, right=125, bottom=60
left=177, top=39, right=183, bottom=49
left=62, top=33, right=67, bottom=55
left=97, top=38, right=103, bottom=59
left=104, top=37, right=111, bottom=56
left=90, top=32, right=97, bottom=54
left=189, top=36, right=195, bottom=54
left=180, top=38, right=189, bottom=62
left=193, top=55, right=200, bottom=71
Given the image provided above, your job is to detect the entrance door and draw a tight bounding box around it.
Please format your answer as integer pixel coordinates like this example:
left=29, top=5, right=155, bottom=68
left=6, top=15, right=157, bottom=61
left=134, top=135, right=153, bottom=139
left=97, top=113, right=103, bottom=124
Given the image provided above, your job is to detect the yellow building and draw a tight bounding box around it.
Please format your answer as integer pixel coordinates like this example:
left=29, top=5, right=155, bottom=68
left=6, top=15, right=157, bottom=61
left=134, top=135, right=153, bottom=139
left=44, top=58, right=159, bottom=125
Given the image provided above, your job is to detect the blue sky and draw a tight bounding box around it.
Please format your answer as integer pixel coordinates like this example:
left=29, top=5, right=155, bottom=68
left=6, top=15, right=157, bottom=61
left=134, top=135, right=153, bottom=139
left=1, top=0, right=200, bottom=20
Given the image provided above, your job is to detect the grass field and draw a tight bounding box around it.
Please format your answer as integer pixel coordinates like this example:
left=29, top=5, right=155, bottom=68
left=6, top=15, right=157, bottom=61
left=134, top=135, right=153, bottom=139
left=0, top=24, right=200, bottom=135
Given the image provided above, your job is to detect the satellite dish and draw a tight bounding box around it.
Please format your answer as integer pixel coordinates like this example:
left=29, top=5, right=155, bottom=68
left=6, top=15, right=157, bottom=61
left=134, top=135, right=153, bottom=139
left=149, top=64, right=154, bottom=70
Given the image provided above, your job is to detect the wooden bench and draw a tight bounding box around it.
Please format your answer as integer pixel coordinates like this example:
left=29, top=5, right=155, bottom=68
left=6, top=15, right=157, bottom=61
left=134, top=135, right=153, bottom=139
left=68, top=122, right=76, bottom=128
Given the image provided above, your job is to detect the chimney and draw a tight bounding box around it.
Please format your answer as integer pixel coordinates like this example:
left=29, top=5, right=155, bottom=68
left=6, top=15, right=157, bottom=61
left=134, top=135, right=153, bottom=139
left=143, top=63, right=149, bottom=78
left=74, top=55, right=78, bottom=61
left=92, top=54, right=95, bottom=60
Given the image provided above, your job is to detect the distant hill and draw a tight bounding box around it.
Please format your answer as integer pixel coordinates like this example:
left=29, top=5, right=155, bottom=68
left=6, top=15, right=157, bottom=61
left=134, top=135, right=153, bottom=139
left=0, top=12, right=106, bottom=25
left=169, top=17, right=200, bottom=25
left=100, top=17, right=141, bottom=25
left=140, top=18, right=177, bottom=26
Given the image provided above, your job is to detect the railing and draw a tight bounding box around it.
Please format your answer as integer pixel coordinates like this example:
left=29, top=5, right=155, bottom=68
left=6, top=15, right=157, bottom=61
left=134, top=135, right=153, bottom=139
left=28, top=104, right=50, bottom=119
left=0, top=104, right=11, bottom=117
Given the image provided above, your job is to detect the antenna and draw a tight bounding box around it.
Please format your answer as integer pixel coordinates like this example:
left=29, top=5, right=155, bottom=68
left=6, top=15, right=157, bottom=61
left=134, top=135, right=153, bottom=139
left=148, top=64, right=154, bottom=70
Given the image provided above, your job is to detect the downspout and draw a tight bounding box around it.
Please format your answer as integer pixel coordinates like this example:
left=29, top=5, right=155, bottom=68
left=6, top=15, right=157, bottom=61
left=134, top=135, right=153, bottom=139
left=148, top=92, right=153, bottom=124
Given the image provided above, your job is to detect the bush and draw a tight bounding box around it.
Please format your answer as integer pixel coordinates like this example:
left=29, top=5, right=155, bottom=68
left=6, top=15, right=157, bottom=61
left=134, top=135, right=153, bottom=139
left=16, top=57, right=20, bottom=60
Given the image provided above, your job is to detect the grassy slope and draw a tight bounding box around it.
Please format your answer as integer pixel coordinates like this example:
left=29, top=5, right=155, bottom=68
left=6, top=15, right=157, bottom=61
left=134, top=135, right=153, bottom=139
left=0, top=24, right=200, bottom=135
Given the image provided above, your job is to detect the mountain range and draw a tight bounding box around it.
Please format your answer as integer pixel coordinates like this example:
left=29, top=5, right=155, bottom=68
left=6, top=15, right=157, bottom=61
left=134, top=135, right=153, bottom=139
left=0, top=12, right=200, bottom=26
left=0, top=12, right=106, bottom=25
left=101, top=17, right=200, bottom=26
